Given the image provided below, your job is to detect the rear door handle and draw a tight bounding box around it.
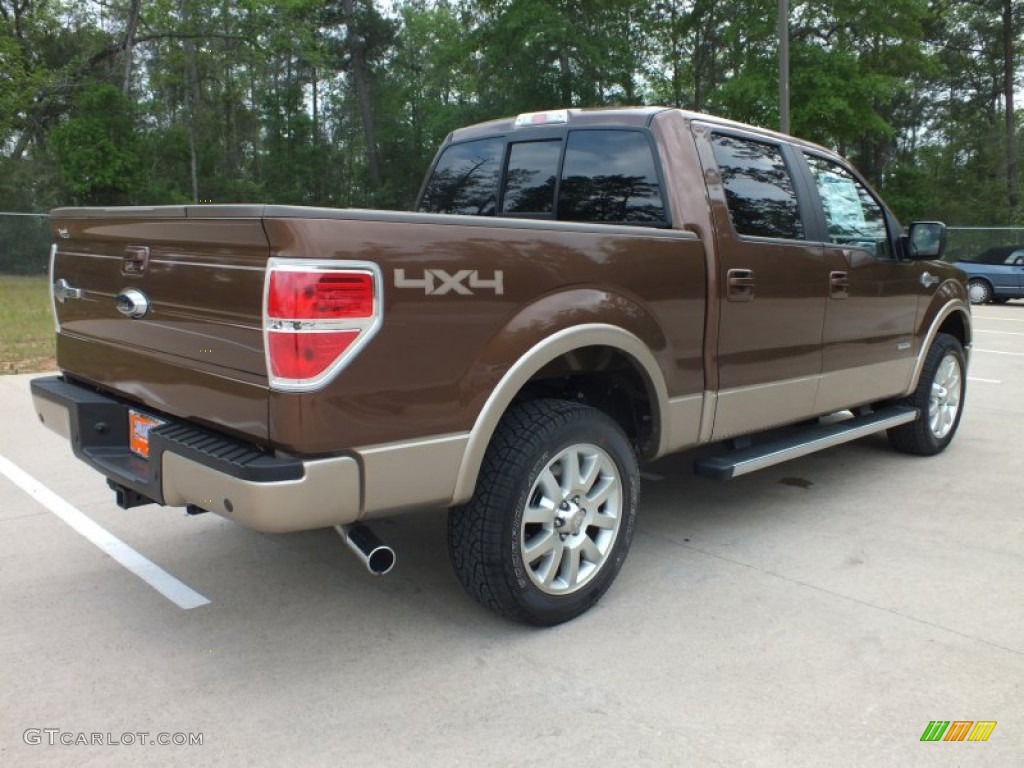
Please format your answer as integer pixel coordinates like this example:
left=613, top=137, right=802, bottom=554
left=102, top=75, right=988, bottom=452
left=830, top=270, right=849, bottom=299
left=727, top=269, right=755, bottom=302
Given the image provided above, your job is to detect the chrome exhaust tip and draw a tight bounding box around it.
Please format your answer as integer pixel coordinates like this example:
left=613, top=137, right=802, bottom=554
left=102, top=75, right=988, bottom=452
left=335, top=524, right=396, bottom=576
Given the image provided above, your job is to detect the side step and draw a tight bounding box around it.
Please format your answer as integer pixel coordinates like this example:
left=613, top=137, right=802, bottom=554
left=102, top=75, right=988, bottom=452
left=693, top=406, right=919, bottom=479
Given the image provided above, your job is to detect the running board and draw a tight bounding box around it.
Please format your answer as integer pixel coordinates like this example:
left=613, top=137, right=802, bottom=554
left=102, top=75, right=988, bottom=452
left=693, top=406, right=919, bottom=479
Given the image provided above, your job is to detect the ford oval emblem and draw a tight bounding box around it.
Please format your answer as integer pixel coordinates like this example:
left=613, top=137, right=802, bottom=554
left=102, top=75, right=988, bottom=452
left=116, top=288, right=150, bottom=319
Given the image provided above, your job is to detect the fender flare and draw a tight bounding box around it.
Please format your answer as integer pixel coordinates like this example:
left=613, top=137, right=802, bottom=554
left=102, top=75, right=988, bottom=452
left=450, top=323, right=671, bottom=505
left=907, top=296, right=972, bottom=394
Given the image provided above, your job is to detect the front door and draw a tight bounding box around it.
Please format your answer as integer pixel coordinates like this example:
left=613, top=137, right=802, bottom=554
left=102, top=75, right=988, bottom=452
left=799, top=153, right=923, bottom=413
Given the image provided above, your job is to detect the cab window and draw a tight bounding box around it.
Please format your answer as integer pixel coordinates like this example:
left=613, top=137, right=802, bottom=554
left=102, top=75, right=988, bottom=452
left=501, top=140, right=561, bottom=216
left=559, top=130, right=666, bottom=224
left=418, top=138, right=503, bottom=215
left=420, top=129, right=666, bottom=225
left=711, top=134, right=805, bottom=240
left=805, top=154, right=891, bottom=258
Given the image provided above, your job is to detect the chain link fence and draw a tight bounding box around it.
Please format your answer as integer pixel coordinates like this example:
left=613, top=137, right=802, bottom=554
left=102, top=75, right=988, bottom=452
left=0, top=213, right=51, bottom=275
left=0, top=213, right=54, bottom=373
left=944, top=227, right=1024, bottom=263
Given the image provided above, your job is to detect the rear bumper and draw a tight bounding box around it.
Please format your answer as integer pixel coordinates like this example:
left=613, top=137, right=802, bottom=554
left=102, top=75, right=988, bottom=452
left=30, top=376, right=361, bottom=533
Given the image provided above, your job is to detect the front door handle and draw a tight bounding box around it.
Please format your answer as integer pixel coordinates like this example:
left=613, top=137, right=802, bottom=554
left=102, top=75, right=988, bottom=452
left=920, top=271, right=940, bottom=288
left=727, top=268, right=755, bottom=302
left=829, top=270, right=849, bottom=299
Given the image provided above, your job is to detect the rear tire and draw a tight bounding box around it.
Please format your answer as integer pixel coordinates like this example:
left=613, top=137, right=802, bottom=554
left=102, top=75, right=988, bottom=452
left=888, top=333, right=965, bottom=456
left=448, top=399, right=638, bottom=626
left=967, top=278, right=992, bottom=304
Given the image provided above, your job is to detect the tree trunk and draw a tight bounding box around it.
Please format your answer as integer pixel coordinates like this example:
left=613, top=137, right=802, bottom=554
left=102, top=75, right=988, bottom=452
left=559, top=50, right=573, bottom=105
left=342, top=0, right=382, bottom=189
left=121, top=0, right=142, bottom=95
left=1003, top=0, right=1019, bottom=219
left=179, top=0, right=201, bottom=203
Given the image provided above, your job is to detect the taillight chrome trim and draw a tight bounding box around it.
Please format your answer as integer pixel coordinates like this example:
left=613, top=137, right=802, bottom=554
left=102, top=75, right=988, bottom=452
left=48, top=243, right=60, bottom=333
left=262, top=258, right=384, bottom=392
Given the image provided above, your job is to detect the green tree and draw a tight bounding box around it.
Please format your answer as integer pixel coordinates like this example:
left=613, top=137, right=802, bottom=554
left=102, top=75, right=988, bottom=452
left=48, top=84, right=143, bottom=204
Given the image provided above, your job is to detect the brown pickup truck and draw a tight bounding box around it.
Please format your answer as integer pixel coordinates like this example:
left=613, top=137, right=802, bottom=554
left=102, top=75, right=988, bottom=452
left=32, top=107, right=970, bottom=625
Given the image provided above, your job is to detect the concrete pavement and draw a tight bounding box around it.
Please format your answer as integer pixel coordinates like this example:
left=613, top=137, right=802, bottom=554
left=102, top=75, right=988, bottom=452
left=1, top=304, right=1022, bottom=767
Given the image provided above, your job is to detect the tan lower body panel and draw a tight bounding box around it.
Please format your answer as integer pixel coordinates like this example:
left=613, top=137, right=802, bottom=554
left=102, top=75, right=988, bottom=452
left=34, top=394, right=71, bottom=440
left=813, top=359, right=914, bottom=414
left=663, top=394, right=705, bottom=454
left=712, top=376, right=819, bottom=441
left=162, top=433, right=471, bottom=532
left=711, top=359, right=916, bottom=443
left=357, top=433, right=469, bottom=520
left=161, top=453, right=362, bottom=533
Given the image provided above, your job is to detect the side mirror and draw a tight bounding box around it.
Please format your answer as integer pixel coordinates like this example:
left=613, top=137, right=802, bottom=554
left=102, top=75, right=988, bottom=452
left=906, top=221, right=947, bottom=260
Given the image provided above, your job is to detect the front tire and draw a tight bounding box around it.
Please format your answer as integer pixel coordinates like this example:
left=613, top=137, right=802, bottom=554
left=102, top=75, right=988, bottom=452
left=967, top=278, right=992, bottom=304
left=448, top=399, right=638, bottom=626
left=888, top=333, right=966, bottom=455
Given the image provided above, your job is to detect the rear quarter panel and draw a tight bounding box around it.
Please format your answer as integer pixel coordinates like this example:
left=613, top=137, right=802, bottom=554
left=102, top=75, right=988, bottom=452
left=262, top=211, right=707, bottom=454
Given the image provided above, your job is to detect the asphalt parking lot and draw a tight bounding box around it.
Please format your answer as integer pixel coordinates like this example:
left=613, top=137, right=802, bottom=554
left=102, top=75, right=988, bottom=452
left=1, top=304, right=1022, bottom=768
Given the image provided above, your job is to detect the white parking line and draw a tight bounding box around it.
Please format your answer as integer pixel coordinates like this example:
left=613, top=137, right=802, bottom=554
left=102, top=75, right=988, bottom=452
left=972, top=315, right=1024, bottom=323
left=975, top=329, right=1024, bottom=336
left=973, top=348, right=1024, bottom=356
left=0, top=455, right=210, bottom=610
left=968, top=377, right=1002, bottom=384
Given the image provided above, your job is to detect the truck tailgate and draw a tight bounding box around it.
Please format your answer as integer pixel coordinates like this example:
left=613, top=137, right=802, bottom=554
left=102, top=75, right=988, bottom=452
left=50, top=206, right=271, bottom=443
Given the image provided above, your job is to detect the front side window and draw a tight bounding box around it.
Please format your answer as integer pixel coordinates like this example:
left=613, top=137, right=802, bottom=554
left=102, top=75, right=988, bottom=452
left=711, top=134, right=805, bottom=240
left=419, top=138, right=503, bottom=215
left=559, top=130, right=665, bottom=224
left=805, top=154, right=891, bottom=258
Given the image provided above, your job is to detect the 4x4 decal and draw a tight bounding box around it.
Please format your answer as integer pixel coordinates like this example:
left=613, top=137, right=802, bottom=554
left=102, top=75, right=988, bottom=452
left=394, top=268, right=504, bottom=296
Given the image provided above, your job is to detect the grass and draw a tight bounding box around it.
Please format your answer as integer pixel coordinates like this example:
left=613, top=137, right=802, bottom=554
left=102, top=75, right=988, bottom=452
left=0, top=275, right=56, bottom=374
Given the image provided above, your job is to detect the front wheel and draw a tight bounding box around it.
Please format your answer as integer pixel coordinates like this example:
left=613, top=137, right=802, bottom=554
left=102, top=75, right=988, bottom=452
left=888, top=333, right=966, bottom=455
left=448, top=399, right=638, bottom=626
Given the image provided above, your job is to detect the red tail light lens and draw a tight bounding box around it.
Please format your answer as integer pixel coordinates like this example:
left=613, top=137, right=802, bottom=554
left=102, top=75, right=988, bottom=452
left=264, top=260, right=382, bottom=391
left=267, top=330, right=361, bottom=380
left=267, top=271, right=374, bottom=319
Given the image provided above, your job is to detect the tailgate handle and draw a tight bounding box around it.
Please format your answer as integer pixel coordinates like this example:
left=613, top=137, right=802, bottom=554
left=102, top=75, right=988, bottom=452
left=726, top=268, right=755, bottom=302
left=123, top=245, right=150, bottom=275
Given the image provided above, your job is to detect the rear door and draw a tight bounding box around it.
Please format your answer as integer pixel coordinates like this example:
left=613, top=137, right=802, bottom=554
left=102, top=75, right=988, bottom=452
left=694, top=127, right=828, bottom=439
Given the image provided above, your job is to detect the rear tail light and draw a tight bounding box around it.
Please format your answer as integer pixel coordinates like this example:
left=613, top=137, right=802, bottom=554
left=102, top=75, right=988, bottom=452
left=263, top=259, right=382, bottom=391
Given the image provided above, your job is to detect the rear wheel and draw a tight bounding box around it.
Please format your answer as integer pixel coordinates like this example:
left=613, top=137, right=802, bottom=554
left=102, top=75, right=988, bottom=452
left=888, top=333, right=965, bottom=455
left=448, top=399, right=638, bottom=626
left=967, top=278, right=992, bottom=304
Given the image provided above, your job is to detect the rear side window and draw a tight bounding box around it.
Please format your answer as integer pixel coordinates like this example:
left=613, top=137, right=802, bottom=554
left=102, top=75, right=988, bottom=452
left=559, top=131, right=665, bottom=224
left=711, top=134, right=805, bottom=240
left=418, top=138, right=503, bottom=215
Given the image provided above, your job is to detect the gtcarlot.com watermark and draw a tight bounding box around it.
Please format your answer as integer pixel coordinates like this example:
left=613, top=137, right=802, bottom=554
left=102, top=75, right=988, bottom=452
left=24, top=729, right=203, bottom=747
